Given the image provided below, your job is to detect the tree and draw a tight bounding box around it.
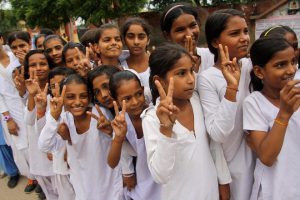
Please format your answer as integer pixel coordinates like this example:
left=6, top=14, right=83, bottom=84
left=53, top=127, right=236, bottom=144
left=0, top=9, right=18, bottom=33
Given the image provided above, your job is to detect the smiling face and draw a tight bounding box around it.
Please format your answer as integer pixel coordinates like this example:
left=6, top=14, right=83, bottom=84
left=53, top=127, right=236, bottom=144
left=97, top=28, right=122, bottom=59
left=125, top=24, right=149, bottom=56
left=214, top=16, right=249, bottom=60
left=161, top=54, right=195, bottom=101
left=28, top=53, right=50, bottom=82
left=65, top=48, right=81, bottom=71
left=10, top=39, right=31, bottom=55
left=115, top=79, right=145, bottom=117
left=63, top=82, right=90, bottom=117
left=92, top=74, right=114, bottom=109
left=257, top=46, right=297, bottom=92
left=166, top=13, right=200, bottom=51
left=44, top=38, right=64, bottom=65
left=36, top=36, right=45, bottom=50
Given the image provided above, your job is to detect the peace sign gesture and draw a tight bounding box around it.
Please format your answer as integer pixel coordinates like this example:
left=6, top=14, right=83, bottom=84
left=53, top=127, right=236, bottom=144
left=25, top=69, right=40, bottom=95
left=13, top=66, right=26, bottom=97
left=35, top=83, right=48, bottom=115
left=155, top=77, right=180, bottom=136
left=184, top=36, right=201, bottom=72
left=111, top=100, right=127, bottom=141
left=75, top=47, right=92, bottom=77
left=87, top=104, right=113, bottom=136
left=219, top=44, right=241, bottom=88
left=50, top=84, right=66, bottom=120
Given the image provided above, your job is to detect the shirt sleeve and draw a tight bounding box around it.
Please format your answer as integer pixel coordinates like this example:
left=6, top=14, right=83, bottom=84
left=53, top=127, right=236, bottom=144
left=141, top=107, right=178, bottom=184
left=38, top=111, right=65, bottom=153
left=0, top=94, right=9, bottom=113
left=243, top=96, right=269, bottom=133
left=24, top=106, right=36, bottom=126
left=120, top=141, right=136, bottom=175
left=198, top=73, right=238, bottom=143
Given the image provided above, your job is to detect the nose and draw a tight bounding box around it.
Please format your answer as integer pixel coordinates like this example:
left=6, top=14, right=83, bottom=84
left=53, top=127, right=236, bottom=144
left=132, top=97, right=138, bottom=106
left=186, top=28, right=193, bottom=37
left=287, top=61, right=297, bottom=75
left=100, top=89, right=109, bottom=99
left=73, top=57, right=80, bottom=66
left=74, top=96, right=81, bottom=105
left=187, top=71, right=195, bottom=84
left=134, top=37, right=139, bottom=45
left=240, top=32, right=249, bottom=42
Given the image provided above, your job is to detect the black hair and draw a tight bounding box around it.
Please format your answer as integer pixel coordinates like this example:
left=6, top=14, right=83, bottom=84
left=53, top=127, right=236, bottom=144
left=109, top=70, right=142, bottom=100
left=43, top=34, right=67, bottom=49
left=7, top=31, right=31, bottom=46
left=87, top=65, right=121, bottom=102
left=40, top=28, right=54, bottom=36
left=95, top=24, right=120, bottom=43
left=149, top=43, right=192, bottom=105
left=48, top=67, right=76, bottom=96
left=205, top=9, right=245, bottom=62
left=34, top=34, right=46, bottom=49
left=80, top=29, right=98, bottom=47
left=62, top=42, right=86, bottom=63
left=121, top=17, right=151, bottom=39
left=249, top=37, right=292, bottom=91
left=60, top=73, right=90, bottom=95
left=23, top=49, right=54, bottom=79
left=160, top=2, right=199, bottom=35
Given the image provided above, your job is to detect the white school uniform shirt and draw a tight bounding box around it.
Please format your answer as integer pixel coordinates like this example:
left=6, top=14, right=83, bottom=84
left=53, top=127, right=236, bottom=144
left=24, top=104, right=54, bottom=176
left=0, top=52, right=28, bottom=150
left=243, top=91, right=300, bottom=200
left=123, top=113, right=161, bottom=200
left=39, top=106, right=123, bottom=200
left=197, top=58, right=255, bottom=200
left=120, top=60, right=150, bottom=88
left=141, top=92, right=219, bottom=200
left=196, top=47, right=214, bottom=73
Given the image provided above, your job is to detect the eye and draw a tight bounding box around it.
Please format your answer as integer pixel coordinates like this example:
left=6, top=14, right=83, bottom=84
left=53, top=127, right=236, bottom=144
left=45, top=48, right=52, bottom=54
left=80, top=93, right=89, bottom=99
left=138, top=34, right=147, bottom=40
left=66, top=95, right=75, bottom=99
left=126, top=34, right=135, bottom=39
left=177, top=69, right=186, bottom=76
left=174, top=27, right=185, bottom=33
left=55, top=45, right=62, bottom=50
left=115, top=37, right=121, bottom=42
left=93, top=89, right=100, bottom=95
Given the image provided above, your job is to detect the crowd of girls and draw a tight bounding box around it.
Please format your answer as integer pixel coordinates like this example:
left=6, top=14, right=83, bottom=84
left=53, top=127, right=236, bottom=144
left=0, top=2, right=299, bottom=200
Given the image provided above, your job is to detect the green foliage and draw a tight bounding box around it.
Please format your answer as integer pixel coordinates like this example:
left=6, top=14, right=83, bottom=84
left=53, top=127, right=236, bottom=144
left=0, top=9, right=18, bottom=33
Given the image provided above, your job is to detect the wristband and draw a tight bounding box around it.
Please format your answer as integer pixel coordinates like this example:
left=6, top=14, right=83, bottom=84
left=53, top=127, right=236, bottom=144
left=3, top=115, right=13, bottom=121
left=226, top=86, right=239, bottom=92
left=274, top=118, right=288, bottom=126
left=123, top=173, right=135, bottom=178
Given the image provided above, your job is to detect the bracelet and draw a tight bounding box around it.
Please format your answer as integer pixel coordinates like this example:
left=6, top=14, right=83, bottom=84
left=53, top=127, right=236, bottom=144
left=226, top=86, right=239, bottom=91
left=113, top=138, right=125, bottom=144
left=274, top=118, right=288, bottom=126
left=37, top=110, right=46, bottom=116
left=123, top=173, right=135, bottom=178
left=160, top=121, right=175, bottom=128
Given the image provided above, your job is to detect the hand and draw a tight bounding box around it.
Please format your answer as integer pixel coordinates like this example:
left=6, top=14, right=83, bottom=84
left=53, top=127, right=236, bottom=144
left=219, top=184, right=230, bottom=200
left=75, top=47, right=92, bottom=77
left=50, top=84, right=66, bottom=120
left=219, top=44, right=241, bottom=88
left=15, top=50, right=26, bottom=64
left=111, top=100, right=127, bottom=141
left=6, top=119, right=19, bottom=136
left=47, top=153, right=53, bottom=161
left=185, top=36, right=201, bottom=72
left=155, top=77, right=180, bottom=136
left=25, top=69, right=40, bottom=95
left=123, top=174, right=136, bottom=191
left=13, top=66, right=26, bottom=96
left=57, top=122, right=72, bottom=145
left=279, top=80, right=300, bottom=116
left=35, top=83, right=48, bottom=114
left=87, top=104, right=113, bottom=136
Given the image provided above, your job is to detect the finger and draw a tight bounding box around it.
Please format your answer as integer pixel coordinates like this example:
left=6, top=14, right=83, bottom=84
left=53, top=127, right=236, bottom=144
left=167, top=77, right=174, bottom=98
left=33, top=69, right=38, bottom=80
left=37, top=83, right=42, bottom=93
left=282, top=80, right=300, bottom=94
left=29, top=69, right=34, bottom=79
left=75, top=47, right=84, bottom=61
left=60, top=85, right=66, bottom=99
left=86, top=47, right=90, bottom=61
left=86, top=111, right=99, bottom=121
left=95, top=104, right=104, bottom=117
left=54, top=83, right=60, bottom=97
left=184, top=38, right=189, bottom=52
left=121, top=100, right=126, bottom=115
left=21, top=66, right=25, bottom=77
left=154, top=80, right=167, bottom=99
left=43, top=83, right=49, bottom=95
left=224, top=45, right=229, bottom=60
left=188, top=36, right=193, bottom=54
left=113, top=101, right=120, bottom=115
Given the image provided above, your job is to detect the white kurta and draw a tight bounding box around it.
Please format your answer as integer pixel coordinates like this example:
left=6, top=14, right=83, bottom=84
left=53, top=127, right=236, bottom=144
left=141, top=92, right=219, bottom=200
left=39, top=107, right=123, bottom=200
left=197, top=58, right=255, bottom=200
left=243, top=91, right=300, bottom=200
left=123, top=113, right=161, bottom=200
left=196, top=47, right=214, bottom=73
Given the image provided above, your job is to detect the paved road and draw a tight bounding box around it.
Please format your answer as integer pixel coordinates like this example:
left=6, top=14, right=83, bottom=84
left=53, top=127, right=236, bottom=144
left=0, top=175, right=37, bottom=200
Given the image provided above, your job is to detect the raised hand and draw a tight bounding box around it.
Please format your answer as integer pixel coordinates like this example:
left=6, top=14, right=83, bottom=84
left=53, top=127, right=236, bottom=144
left=279, top=80, right=300, bottom=116
left=75, top=47, right=92, bottom=77
left=185, top=36, right=201, bottom=72
left=219, top=44, right=241, bottom=88
left=35, top=83, right=48, bottom=117
left=111, top=100, right=127, bottom=141
left=155, top=77, right=180, bottom=136
left=6, top=118, right=19, bottom=136
left=50, top=84, right=66, bottom=120
left=57, top=122, right=72, bottom=145
left=87, top=104, right=113, bottom=136
left=13, top=66, right=26, bottom=97
left=15, top=50, right=26, bottom=64
left=25, top=69, right=40, bottom=95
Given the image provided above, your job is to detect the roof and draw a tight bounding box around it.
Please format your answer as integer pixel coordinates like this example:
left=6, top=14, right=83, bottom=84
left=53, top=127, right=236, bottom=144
left=250, top=0, right=288, bottom=20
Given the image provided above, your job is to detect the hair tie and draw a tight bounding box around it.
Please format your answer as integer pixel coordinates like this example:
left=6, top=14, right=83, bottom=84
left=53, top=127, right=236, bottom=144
left=264, top=26, right=282, bottom=37
left=163, top=5, right=184, bottom=26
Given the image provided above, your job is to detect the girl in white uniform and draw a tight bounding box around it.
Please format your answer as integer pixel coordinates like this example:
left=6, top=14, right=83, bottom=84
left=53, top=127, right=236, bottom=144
left=198, top=9, right=255, bottom=200
left=39, top=74, right=123, bottom=200
left=243, top=37, right=300, bottom=200
left=23, top=50, right=58, bottom=199
left=107, top=70, right=161, bottom=200
left=142, top=43, right=218, bottom=200
left=120, top=17, right=151, bottom=88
